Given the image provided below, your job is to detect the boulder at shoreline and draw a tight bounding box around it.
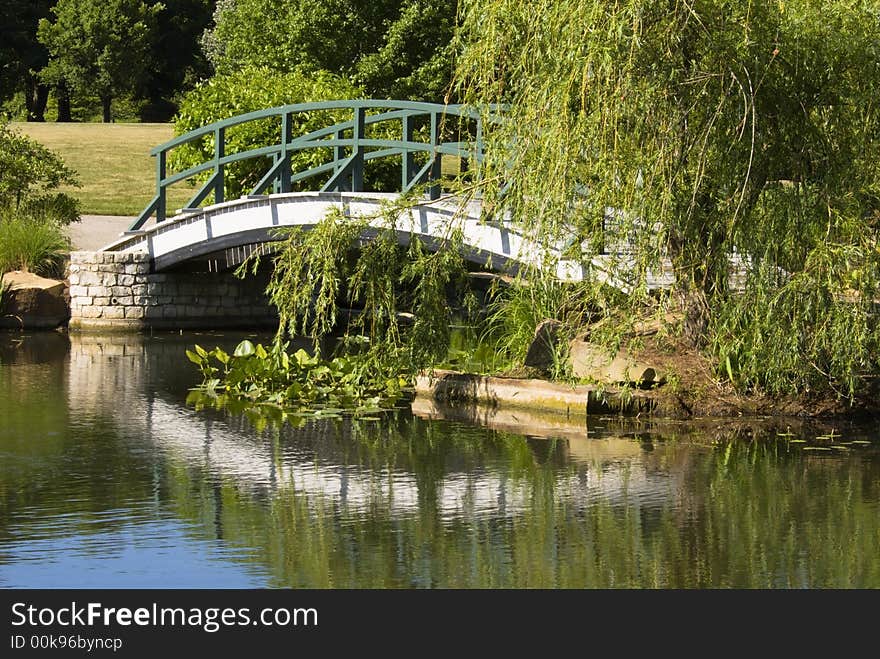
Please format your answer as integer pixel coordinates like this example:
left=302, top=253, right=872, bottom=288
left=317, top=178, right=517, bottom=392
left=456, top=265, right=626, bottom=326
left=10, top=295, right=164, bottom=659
left=1, top=271, right=69, bottom=330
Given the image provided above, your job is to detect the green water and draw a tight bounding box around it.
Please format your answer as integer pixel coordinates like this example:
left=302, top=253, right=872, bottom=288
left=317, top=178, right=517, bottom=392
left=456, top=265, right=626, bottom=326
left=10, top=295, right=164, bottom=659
left=1, top=331, right=878, bottom=588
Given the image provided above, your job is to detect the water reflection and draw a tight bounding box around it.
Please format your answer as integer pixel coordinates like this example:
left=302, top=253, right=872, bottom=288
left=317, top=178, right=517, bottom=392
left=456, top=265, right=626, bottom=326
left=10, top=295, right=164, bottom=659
left=0, top=331, right=878, bottom=588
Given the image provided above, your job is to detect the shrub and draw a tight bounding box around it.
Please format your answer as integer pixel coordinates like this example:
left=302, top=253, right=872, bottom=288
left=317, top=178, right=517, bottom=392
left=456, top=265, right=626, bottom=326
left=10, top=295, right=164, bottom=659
left=171, top=67, right=371, bottom=198
left=0, top=123, right=80, bottom=224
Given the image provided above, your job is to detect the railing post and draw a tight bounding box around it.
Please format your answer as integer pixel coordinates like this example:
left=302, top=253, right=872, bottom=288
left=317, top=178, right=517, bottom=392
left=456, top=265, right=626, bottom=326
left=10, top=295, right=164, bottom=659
left=402, top=114, right=416, bottom=190
left=429, top=111, right=441, bottom=200
left=475, top=114, right=484, bottom=165
left=277, top=112, right=292, bottom=194
left=214, top=127, right=225, bottom=204
left=351, top=106, right=365, bottom=192
left=334, top=128, right=348, bottom=191
left=156, top=149, right=166, bottom=223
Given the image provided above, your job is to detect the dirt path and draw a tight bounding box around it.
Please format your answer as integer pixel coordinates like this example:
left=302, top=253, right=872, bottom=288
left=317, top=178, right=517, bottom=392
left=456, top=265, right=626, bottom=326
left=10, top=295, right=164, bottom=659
left=67, top=215, right=135, bottom=251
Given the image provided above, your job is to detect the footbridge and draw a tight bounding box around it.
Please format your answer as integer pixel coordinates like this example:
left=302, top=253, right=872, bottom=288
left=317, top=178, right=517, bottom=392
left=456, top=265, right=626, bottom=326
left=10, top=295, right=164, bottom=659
left=101, top=99, right=591, bottom=280
left=104, top=191, right=589, bottom=279
left=68, top=99, right=671, bottom=330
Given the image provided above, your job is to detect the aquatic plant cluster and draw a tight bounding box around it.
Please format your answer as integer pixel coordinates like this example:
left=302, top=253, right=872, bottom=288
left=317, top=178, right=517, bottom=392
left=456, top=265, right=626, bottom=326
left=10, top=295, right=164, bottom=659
left=188, top=198, right=484, bottom=418
left=186, top=339, right=408, bottom=427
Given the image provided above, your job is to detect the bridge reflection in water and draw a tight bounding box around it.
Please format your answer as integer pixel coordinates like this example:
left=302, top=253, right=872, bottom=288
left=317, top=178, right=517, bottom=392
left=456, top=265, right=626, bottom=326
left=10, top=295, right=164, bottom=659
left=65, top=333, right=676, bottom=520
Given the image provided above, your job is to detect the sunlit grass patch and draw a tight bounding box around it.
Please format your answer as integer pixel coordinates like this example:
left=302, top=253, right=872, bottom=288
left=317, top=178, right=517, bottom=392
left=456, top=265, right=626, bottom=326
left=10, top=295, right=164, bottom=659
left=12, top=122, right=192, bottom=216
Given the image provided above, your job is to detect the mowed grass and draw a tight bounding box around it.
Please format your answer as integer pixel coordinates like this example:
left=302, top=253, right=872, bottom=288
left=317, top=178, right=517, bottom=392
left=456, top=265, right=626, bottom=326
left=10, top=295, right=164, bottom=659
left=12, top=122, right=192, bottom=216
left=13, top=122, right=468, bottom=216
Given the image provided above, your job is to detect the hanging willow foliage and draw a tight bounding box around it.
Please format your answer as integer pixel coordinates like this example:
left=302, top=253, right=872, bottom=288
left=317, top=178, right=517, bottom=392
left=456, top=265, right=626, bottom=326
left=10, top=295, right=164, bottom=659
left=239, top=198, right=478, bottom=377
left=455, top=0, right=880, bottom=400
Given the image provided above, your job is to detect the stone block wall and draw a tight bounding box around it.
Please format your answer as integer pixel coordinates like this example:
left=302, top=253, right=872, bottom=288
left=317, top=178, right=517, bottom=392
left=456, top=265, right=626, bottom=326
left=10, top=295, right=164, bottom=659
left=67, top=251, right=277, bottom=331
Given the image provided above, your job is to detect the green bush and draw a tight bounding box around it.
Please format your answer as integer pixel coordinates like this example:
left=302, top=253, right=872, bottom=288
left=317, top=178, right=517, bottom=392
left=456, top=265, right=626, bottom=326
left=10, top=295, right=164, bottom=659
left=0, top=123, right=80, bottom=223
left=171, top=66, right=373, bottom=198
left=0, top=123, right=78, bottom=279
left=0, top=213, right=70, bottom=278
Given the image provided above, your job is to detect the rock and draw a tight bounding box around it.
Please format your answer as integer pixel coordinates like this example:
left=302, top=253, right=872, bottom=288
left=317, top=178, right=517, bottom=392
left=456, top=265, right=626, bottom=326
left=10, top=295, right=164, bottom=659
left=523, top=319, right=564, bottom=371
left=581, top=311, right=682, bottom=339
left=1, top=271, right=70, bottom=329
left=569, top=339, right=663, bottom=386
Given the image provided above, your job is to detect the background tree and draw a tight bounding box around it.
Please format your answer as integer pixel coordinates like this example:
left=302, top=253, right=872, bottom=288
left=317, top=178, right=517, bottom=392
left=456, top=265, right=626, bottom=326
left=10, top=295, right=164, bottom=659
left=172, top=66, right=363, bottom=197
left=456, top=0, right=880, bottom=400
left=355, top=0, right=457, bottom=102
left=38, top=0, right=163, bottom=122
left=201, top=0, right=457, bottom=101
left=0, top=0, right=53, bottom=122
left=140, top=0, right=214, bottom=121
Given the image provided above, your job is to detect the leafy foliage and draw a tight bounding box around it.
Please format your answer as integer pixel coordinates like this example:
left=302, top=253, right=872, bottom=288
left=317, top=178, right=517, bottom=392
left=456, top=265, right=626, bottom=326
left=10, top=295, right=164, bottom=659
left=711, top=243, right=880, bottom=398
left=479, top=275, right=594, bottom=377
left=353, top=0, right=458, bottom=102
left=185, top=339, right=408, bottom=423
left=456, top=0, right=880, bottom=400
left=190, top=198, right=479, bottom=418
left=201, top=0, right=457, bottom=101
left=170, top=66, right=364, bottom=198
left=0, top=124, right=77, bottom=277
left=0, top=123, right=80, bottom=224
left=249, top=204, right=476, bottom=371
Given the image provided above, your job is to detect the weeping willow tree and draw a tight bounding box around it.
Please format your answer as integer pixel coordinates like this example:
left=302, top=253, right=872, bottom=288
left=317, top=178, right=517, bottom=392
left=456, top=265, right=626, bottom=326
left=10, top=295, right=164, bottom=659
left=455, top=0, right=880, bottom=400
left=240, top=203, right=479, bottom=377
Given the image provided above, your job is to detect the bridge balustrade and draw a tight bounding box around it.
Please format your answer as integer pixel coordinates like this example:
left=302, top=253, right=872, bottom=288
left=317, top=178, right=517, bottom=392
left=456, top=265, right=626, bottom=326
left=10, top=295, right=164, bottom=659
left=131, top=100, right=498, bottom=232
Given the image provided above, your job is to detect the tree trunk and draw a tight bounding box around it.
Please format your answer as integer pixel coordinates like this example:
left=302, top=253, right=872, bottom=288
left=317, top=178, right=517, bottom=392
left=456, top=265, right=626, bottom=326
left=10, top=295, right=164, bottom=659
left=25, top=76, right=49, bottom=122
left=677, top=284, right=711, bottom=348
left=56, top=84, right=72, bottom=122
left=102, top=96, right=112, bottom=123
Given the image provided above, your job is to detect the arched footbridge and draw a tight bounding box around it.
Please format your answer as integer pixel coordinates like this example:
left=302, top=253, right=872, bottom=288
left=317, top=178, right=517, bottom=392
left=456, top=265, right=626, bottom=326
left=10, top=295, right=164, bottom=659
left=100, top=99, right=673, bottom=288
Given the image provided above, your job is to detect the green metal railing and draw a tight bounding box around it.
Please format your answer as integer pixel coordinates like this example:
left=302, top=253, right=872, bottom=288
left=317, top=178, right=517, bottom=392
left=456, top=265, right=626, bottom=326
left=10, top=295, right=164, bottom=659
left=130, top=100, right=496, bottom=231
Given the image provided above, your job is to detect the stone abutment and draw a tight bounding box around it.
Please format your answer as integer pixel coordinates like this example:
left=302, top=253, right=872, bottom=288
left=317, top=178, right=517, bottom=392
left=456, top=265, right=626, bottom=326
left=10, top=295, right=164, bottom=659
left=67, top=251, right=277, bottom=331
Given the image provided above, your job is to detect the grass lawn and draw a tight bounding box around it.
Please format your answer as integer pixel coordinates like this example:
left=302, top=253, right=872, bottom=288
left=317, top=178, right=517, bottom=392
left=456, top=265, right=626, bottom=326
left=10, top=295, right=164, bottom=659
left=12, top=122, right=192, bottom=216
left=13, top=122, right=468, bottom=217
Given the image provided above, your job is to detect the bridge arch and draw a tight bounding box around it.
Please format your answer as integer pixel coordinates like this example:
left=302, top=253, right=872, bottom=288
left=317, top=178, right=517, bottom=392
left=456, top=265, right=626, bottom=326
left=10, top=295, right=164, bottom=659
left=72, top=100, right=673, bottom=330
left=108, top=191, right=583, bottom=279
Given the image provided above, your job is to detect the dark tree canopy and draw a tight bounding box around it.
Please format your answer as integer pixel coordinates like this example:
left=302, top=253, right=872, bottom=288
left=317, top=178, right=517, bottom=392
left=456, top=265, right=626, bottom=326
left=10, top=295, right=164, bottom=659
left=141, top=0, right=214, bottom=121
left=0, top=0, right=53, bottom=121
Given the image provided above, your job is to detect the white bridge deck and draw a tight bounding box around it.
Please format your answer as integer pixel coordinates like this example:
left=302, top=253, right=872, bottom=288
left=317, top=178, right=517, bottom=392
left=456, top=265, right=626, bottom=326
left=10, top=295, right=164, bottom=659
left=104, top=191, right=676, bottom=290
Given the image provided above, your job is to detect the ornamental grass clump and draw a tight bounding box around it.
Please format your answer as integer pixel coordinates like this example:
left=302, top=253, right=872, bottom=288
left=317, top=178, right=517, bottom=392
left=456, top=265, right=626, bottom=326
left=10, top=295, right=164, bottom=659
left=0, top=212, right=70, bottom=278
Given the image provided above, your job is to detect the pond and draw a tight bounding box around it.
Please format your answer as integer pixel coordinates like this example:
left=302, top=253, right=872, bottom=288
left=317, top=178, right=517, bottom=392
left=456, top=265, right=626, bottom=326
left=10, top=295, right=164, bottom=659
left=1, top=331, right=878, bottom=588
